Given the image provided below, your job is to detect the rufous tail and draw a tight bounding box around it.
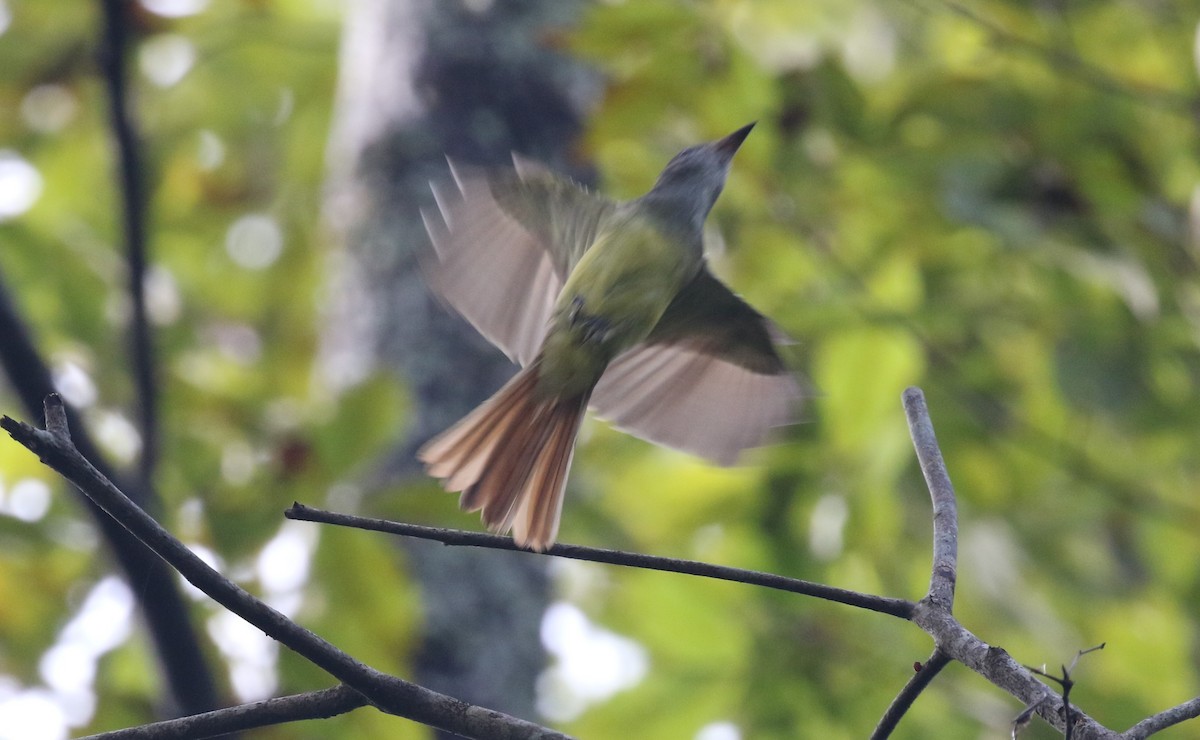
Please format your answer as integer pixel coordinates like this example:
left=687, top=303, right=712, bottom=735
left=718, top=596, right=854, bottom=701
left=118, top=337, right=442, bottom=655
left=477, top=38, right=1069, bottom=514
left=417, top=363, right=588, bottom=551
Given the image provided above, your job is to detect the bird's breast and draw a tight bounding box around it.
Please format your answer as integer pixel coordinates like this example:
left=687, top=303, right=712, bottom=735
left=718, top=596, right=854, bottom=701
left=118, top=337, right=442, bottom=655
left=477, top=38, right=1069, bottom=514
left=535, top=217, right=699, bottom=398
left=559, top=219, right=698, bottom=336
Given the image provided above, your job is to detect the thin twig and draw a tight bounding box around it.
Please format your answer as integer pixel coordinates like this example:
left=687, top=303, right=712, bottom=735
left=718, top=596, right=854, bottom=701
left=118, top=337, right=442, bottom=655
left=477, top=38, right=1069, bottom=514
left=98, top=0, right=159, bottom=483
left=81, top=685, right=368, bottom=740
left=1027, top=646, right=1106, bottom=740
left=284, top=504, right=916, bottom=619
left=2, top=396, right=570, bottom=740
left=902, top=387, right=957, bottom=611
left=871, top=649, right=952, bottom=739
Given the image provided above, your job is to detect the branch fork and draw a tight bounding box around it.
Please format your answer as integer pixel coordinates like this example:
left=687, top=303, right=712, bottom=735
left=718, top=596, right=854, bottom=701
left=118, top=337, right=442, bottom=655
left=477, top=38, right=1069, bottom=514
left=4, top=389, right=1199, bottom=738
left=2, top=394, right=569, bottom=740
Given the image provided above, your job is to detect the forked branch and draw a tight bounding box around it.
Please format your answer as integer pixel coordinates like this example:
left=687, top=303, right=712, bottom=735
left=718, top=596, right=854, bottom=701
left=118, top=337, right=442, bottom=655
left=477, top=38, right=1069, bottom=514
left=901, top=388, right=1114, bottom=739
left=1, top=394, right=569, bottom=740
left=5, top=389, right=1197, bottom=738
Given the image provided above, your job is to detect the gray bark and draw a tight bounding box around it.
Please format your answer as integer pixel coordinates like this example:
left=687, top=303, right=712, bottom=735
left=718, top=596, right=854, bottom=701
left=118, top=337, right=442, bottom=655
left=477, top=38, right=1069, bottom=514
left=321, top=0, right=598, bottom=728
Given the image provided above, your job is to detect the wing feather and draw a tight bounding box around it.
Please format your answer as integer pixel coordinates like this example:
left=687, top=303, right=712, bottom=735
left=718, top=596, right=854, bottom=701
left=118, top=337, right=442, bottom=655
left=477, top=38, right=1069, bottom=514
left=590, top=268, right=804, bottom=465
left=422, top=159, right=615, bottom=366
left=592, top=343, right=801, bottom=465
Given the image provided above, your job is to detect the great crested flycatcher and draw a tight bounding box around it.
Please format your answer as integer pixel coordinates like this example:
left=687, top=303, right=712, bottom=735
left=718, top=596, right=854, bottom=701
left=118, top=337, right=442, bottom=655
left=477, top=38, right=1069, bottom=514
left=419, top=123, right=801, bottom=551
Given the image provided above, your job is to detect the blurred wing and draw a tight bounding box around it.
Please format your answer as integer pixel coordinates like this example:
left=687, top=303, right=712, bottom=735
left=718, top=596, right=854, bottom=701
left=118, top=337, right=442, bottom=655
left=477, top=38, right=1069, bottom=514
left=646, top=268, right=791, bottom=374
left=590, top=268, right=802, bottom=465
left=422, top=158, right=615, bottom=366
left=505, top=155, right=616, bottom=275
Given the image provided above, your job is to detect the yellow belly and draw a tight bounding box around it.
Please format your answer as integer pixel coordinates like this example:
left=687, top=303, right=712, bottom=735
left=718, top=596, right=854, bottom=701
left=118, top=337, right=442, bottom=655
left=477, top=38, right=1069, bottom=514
left=537, top=216, right=699, bottom=398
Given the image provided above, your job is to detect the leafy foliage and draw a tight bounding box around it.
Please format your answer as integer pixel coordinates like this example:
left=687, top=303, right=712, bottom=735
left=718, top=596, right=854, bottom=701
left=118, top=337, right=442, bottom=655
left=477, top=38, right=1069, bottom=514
left=1, top=0, right=1198, bottom=737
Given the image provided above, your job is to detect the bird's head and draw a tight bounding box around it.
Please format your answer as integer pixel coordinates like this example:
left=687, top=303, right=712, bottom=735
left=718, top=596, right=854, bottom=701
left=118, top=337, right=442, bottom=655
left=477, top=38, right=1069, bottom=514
left=648, top=122, right=755, bottom=229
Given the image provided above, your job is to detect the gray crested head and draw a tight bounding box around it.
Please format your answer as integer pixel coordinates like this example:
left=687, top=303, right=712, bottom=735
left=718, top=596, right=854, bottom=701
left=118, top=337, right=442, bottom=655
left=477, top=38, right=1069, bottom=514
left=643, top=122, right=755, bottom=231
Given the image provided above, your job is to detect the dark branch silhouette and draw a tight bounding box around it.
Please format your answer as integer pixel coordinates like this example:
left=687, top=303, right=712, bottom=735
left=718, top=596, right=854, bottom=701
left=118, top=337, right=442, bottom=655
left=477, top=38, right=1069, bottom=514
left=80, top=685, right=367, bottom=740
left=0, top=268, right=219, bottom=715
left=98, top=0, right=159, bottom=483
left=284, top=504, right=916, bottom=619
left=2, top=395, right=571, bottom=740
left=872, top=649, right=951, bottom=739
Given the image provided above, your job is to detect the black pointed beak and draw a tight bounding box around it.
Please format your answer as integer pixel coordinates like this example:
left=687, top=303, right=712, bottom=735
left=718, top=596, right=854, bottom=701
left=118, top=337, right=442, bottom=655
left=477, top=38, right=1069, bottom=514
left=714, top=122, right=756, bottom=157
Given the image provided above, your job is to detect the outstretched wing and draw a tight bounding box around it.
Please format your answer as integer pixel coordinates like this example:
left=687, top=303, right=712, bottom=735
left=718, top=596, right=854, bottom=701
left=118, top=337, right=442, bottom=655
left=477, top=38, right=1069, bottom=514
left=591, top=268, right=802, bottom=465
left=422, top=158, right=616, bottom=366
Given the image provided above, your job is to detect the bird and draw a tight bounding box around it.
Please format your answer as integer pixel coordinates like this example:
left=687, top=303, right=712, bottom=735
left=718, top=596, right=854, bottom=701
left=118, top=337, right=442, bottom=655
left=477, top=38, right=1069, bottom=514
left=418, top=122, right=801, bottom=551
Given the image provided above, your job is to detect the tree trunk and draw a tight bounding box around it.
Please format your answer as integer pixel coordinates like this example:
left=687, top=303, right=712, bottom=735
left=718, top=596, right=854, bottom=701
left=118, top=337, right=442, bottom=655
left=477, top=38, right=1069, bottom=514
left=321, top=0, right=596, bottom=728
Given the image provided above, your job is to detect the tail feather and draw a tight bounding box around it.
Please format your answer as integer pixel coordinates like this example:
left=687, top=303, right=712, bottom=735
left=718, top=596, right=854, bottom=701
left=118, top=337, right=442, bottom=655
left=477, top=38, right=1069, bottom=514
left=473, top=399, right=557, bottom=530
left=512, top=398, right=585, bottom=549
left=418, top=363, right=588, bottom=551
left=420, top=367, right=538, bottom=490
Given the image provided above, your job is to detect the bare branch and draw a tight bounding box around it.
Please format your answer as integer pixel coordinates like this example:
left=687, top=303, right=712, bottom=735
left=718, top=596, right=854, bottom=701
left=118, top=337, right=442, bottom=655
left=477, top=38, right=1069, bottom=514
left=97, top=0, right=159, bottom=482
left=284, top=503, right=917, bottom=619
left=1123, top=697, right=1200, bottom=739
left=872, top=649, right=952, bottom=740
left=2, top=396, right=570, bottom=740
left=911, top=601, right=1085, bottom=735
left=903, top=389, right=1118, bottom=739
left=80, top=685, right=368, bottom=740
left=902, top=387, right=957, bottom=610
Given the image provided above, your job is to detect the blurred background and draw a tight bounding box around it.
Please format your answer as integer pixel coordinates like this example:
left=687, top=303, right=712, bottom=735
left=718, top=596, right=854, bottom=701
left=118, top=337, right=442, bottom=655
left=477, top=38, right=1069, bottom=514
left=1, top=0, right=1199, bottom=738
